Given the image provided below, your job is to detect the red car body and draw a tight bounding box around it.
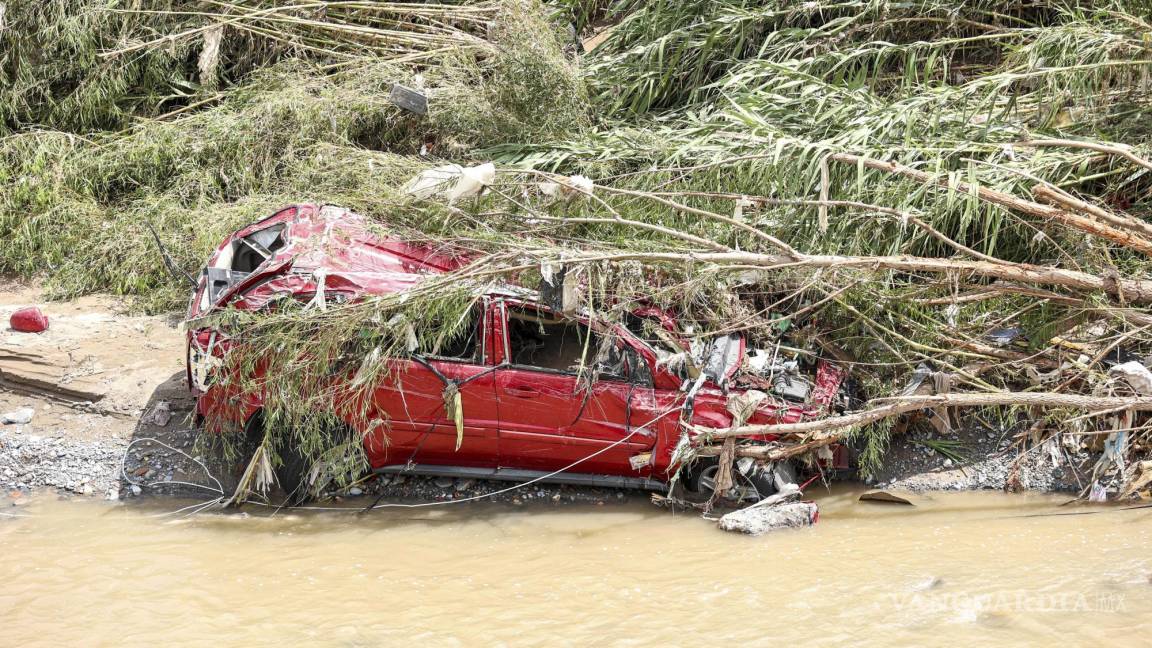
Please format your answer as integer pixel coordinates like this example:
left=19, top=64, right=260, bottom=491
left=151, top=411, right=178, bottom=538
left=187, top=204, right=846, bottom=490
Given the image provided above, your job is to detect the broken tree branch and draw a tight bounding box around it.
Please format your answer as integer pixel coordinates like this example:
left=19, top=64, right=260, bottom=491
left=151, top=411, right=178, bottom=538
left=591, top=185, right=800, bottom=255
left=516, top=249, right=1152, bottom=304
left=830, top=153, right=1152, bottom=256
left=702, top=393, right=1152, bottom=461
left=1015, top=138, right=1152, bottom=174
left=1032, top=184, right=1152, bottom=241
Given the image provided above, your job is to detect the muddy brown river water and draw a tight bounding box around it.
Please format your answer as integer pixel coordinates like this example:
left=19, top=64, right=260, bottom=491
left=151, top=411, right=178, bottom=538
left=1, top=488, right=1150, bottom=646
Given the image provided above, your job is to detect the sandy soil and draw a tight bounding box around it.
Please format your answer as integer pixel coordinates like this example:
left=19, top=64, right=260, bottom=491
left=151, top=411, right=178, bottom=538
left=0, top=280, right=194, bottom=498
left=0, top=279, right=188, bottom=430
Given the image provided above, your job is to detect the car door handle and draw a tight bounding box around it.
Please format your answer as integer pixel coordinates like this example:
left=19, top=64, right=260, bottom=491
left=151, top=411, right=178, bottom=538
left=505, top=386, right=539, bottom=398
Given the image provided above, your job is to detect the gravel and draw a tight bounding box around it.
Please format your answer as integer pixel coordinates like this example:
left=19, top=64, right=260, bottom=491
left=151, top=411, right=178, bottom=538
left=0, top=425, right=126, bottom=496
left=867, top=419, right=1098, bottom=493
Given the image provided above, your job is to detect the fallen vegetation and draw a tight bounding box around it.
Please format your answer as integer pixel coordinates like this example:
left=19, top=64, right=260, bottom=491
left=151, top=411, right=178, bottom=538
left=5, top=0, right=1152, bottom=503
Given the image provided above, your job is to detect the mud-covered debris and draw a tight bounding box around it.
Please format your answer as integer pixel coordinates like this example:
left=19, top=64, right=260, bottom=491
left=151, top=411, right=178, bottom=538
left=141, top=401, right=173, bottom=427
left=717, top=483, right=818, bottom=535
left=1119, top=461, right=1152, bottom=499
left=387, top=83, right=428, bottom=115
left=718, top=501, right=818, bottom=536
left=859, top=489, right=917, bottom=505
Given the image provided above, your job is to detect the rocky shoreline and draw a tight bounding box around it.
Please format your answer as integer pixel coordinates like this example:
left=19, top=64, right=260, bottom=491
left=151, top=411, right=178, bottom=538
left=2, top=399, right=1096, bottom=512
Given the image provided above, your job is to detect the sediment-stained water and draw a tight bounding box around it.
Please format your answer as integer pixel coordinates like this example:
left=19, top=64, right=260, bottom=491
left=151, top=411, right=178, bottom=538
left=1, top=489, right=1149, bottom=646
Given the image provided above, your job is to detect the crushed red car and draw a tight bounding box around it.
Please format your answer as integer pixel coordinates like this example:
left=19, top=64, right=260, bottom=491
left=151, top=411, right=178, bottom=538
left=187, top=204, right=850, bottom=501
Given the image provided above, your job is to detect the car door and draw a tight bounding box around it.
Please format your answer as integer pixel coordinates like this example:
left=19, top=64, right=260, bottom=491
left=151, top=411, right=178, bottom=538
left=492, top=301, right=656, bottom=475
left=365, top=305, right=499, bottom=469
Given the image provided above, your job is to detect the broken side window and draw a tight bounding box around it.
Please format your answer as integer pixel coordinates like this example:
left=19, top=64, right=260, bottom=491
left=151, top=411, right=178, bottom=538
left=203, top=224, right=288, bottom=307
left=232, top=225, right=286, bottom=273
left=428, top=307, right=482, bottom=364
left=505, top=306, right=634, bottom=382
left=507, top=306, right=593, bottom=374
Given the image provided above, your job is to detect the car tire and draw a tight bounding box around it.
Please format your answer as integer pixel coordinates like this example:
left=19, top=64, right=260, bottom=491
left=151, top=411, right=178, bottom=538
left=274, top=440, right=313, bottom=507
left=676, top=458, right=778, bottom=503
left=241, top=411, right=319, bottom=507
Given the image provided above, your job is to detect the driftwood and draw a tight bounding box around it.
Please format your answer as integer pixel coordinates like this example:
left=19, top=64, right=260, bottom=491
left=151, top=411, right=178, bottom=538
left=1032, top=184, right=1152, bottom=241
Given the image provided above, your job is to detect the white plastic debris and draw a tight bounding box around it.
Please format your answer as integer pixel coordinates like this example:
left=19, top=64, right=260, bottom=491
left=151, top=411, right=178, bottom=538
left=306, top=268, right=329, bottom=311
left=1088, top=480, right=1107, bottom=503
left=404, top=162, right=495, bottom=203
left=726, top=389, right=768, bottom=427
left=1110, top=361, right=1152, bottom=395
left=1, top=407, right=34, bottom=425
left=539, top=174, right=593, bottom=199
left=404, top=164, right=464, bottom=199
left=446, top=162, right=495, bottom=202
left=540, top=261, right=559, bottom=286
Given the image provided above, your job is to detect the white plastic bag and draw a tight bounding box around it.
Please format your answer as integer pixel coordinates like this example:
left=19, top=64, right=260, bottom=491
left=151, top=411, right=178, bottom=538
left=404, top=162, right=495, bottom=202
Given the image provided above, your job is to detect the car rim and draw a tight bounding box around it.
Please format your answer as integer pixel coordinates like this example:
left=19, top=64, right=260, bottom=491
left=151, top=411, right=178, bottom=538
left=697, top=465, right=752, bottom=500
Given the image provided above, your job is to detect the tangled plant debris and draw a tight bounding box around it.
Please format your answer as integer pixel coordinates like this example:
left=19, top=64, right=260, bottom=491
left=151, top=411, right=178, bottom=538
left=5, top=0, right=1152, bottom=517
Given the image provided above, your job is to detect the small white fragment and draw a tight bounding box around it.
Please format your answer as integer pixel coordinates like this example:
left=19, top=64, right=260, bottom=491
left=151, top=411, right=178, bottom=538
left=540, top=174, right=594, bottom=199
left=733, top=196, right=754, bottom=219
left=566, top=175, right=593, bottom=195
left=944, top=303, right=959, bottom=328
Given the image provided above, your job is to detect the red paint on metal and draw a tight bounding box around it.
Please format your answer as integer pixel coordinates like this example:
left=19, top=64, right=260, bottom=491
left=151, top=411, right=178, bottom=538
left=189, top=204, right=852, bottom=487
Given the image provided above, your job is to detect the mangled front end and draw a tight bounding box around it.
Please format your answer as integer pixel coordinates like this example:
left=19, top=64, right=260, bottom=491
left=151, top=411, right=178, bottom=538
left=639, top=323, right=851, bottom=505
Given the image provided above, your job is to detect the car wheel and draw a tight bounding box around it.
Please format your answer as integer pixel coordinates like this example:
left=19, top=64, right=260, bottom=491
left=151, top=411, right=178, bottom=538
left=274, top=440, right=313, bottom=507
left=241, top=412, right=323, bottom=507
left=676, top=458, right=776, bottom=503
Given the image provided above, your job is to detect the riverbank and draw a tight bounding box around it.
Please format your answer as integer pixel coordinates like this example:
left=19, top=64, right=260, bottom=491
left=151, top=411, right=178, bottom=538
left=1, top=282, right=1098, bottom=508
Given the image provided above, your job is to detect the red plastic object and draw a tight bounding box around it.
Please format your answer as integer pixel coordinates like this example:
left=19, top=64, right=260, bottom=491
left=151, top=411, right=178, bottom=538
left=10, top=307, right=49, bottom=333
